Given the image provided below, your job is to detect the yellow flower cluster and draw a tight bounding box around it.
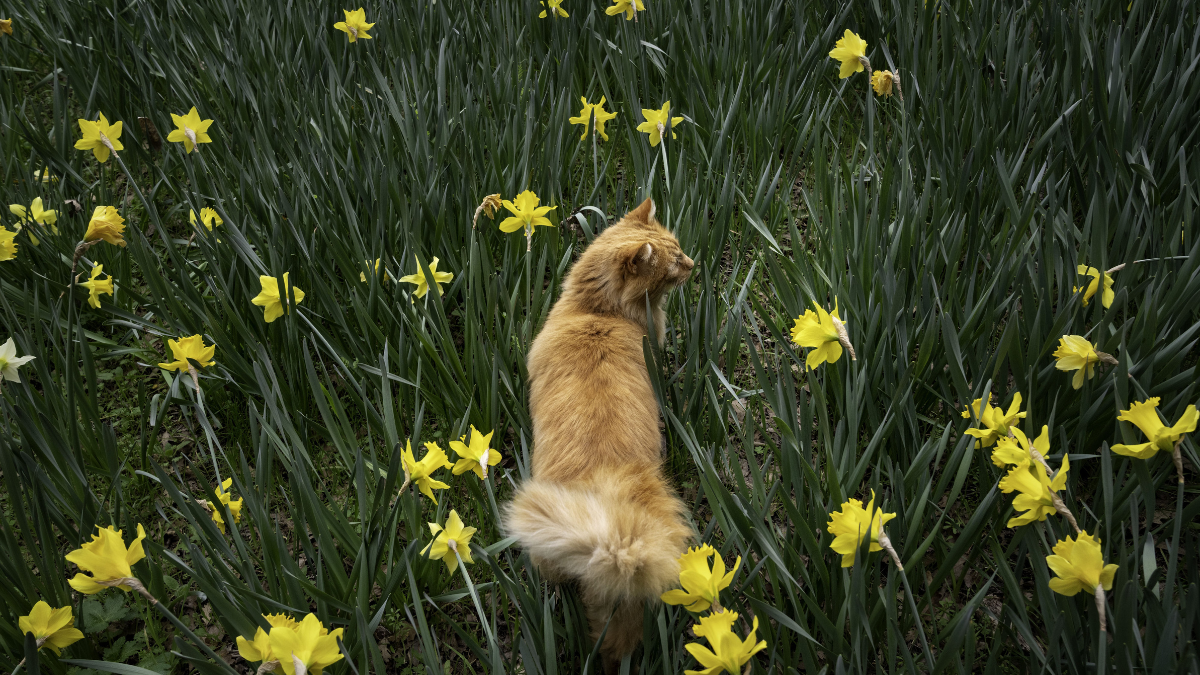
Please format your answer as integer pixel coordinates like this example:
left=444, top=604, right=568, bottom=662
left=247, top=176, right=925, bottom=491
left=237, top=613, right=344, bottom=675
left=661, top=544, right=764, bottom=674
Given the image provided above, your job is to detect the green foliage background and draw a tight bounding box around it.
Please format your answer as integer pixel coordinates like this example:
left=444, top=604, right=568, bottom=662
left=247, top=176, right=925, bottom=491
left=1, top=0, right=1199, bottom=672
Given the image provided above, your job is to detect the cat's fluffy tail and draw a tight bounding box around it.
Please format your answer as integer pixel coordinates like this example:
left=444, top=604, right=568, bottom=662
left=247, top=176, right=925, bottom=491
left=504, top=474, right=690, bottom=606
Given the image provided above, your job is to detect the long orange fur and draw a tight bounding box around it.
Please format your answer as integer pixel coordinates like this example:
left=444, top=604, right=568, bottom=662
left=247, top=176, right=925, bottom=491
left=504, top=198, right=695, bottom=669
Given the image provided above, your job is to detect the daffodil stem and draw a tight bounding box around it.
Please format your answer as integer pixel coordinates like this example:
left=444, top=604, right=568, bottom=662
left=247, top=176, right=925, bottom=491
left=1094, top=585, right=1108, bottom=634
left=658, top=122, right=671, bottom=190
left=897, top=568, right=935, bottom=669
left=107, top=578, right=236, bottom=671
left=255, top=661, right=279, bottom=675
left=877, top=529, right=903, bottom=571
left=1105, top=256, right=1191, bottom=275
left=1172, top=441, right=1185, bottom=485
left=454, top=549, right=502, bottom=664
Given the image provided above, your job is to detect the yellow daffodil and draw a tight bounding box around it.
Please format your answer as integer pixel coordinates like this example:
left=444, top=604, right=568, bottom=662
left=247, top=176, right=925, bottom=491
left=65, top=524, right=147, bottom=594
left=1053, top=335, right=1105, bottom=389
left=80, top=264, right=115, bottom=309
left=18, top=601, right=84, bottom=655
left=539, top=0, right=569, bottom=18
left=75, top=113, right=124, bottom=163
left=1111, top=397, right=1198, bottom=459
left=1075, top=265, right=1114, bottom=308
left=1046, top=531, right=1118, bottom=596
left=1, top=337, right=36, bottom=382
left=398, top=256, right=453, bottom=298
left=252, top=273, right=306, bottom=323
left=991, top=425, right=1050, bottom=476
left=871, top=69, right=894, bottom=96
left=359, top=258, right=390, bottom=283
left=827, top=491, right=895, bottom=567
left=962, top=392, right=1026, bottom=448
left=34, top=168, right=56, bottom=183
left=158, top=334, right=216, bottom=372
left=422, top=510, right=477, bottom=574
left=605, top=0, right=645, bottom=20
left=684, top=610, right=767, bottom=675
left=448, top=425, right=501, bottom=480
left=10, top=197, right=59, bottom=245
left=661, top=544, right=741, bottom=613
left=998, top=455, right=1069, bottom=528
left=237, top=613, right=317, bottom=663
left=569, top=97, right=618, bottom=141
left=400, top=440, right=453, bottom=503
left=210, top=478, right=243, bottom=533
left=167, top=107, right=214, bottom=153
left=269, top=613, right=345, bottom=675
left=790, top=298, right=850, bottom=369
left=190, top=207, right=223, bottom=231
left=637, top=101, right=684, bottom=147
left=499, top=191, right=556, bottom=236
left=334, top=8, right=374, bottom=42
left=0, top=18, right=11, bottom=35
left=84, top=206, right=127, bottom=247
left=828, top=29, right=867, bottom=79
left=0, top=226, right=17, bottom=261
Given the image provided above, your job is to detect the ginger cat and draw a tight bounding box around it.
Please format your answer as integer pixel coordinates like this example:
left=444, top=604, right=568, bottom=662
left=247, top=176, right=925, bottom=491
left=505, top=198, right=695, bottom=671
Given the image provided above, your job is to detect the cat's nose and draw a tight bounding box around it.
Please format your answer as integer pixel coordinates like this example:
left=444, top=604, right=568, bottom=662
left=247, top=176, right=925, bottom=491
left=681, top=255, right=694, bottom=270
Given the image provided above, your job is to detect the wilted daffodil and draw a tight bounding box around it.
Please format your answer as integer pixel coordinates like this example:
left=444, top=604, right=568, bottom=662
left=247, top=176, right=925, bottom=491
left=827, top=491, right=896, bottom=567
left=1053, top=335, right=1113, bottom=389
left=829, top=29, right=867, bottom=79
left=499, top=191, right=556, bottom=237
left=0, top=337, right=36, bottom=382
left=252, top=273, right=306, bottom=323
left=871, top=70, right=895, bottom=96
left=334, top=8, right=374, bottom=42
left=637, top=101, right=684, bottom=147
left=399, top=256, right=453, bottom=299
left=539, top=0, right=569, bottom=18
left=359, top=258, right=390, bottom=283
left=448, top=425, right=501, bottom=480
left=962, top=392, right=1026, bottom=448
left=80, top=264, right=115, bottom=308
left=1046, top=531, right=1118, bottom=596
left=661, top=544, right=741, bottom=613
left=10, top=197, right=59, bottom=244
left=270, top=613, right=345, bottom=675
left=167, top=107, right=214, bottom=153
left=569, top=97, right=617, bottom=141
left=605, top=0, right=645, bottom=20
left=999, top=455, right=1069, bottom=528
left=158, top=334, right=216, bottom=372
left=1075, top=265, right=1114, bottom=308
left=423, top=510, right=477, bottom=574
left=65, top=524, right=147, bottom=594
left=0, top=226, right=17, bottom=261
left=790, top=298, right=853, bottom=369
left=75, top=113, right=124, bottom=163
left=401, top=440, right=453, bottom=503
left=210, top=478, right=243, bottom=533
left=190, top=207, right=223, bottom=232
left=1111, top=397, right=1198, bottom=459
left=84, top=206, right=127, bottom=247
left=18, top=602, right=84, bottom=655
left=684, top=610, right=767, bottom=675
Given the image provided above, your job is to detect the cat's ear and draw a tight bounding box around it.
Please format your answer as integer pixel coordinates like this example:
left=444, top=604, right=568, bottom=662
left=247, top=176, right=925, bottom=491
left=623, top=242, right=654, bottom=274
left=626, top=197, right=656, bottom=226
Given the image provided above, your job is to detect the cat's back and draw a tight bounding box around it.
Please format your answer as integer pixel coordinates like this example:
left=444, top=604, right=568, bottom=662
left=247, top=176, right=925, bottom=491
left=527, top=302, right=660, bottom=481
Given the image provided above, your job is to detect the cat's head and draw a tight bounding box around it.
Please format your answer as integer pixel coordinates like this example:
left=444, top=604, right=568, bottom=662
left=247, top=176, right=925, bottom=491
left=563, top=198, right=694, bottom=320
